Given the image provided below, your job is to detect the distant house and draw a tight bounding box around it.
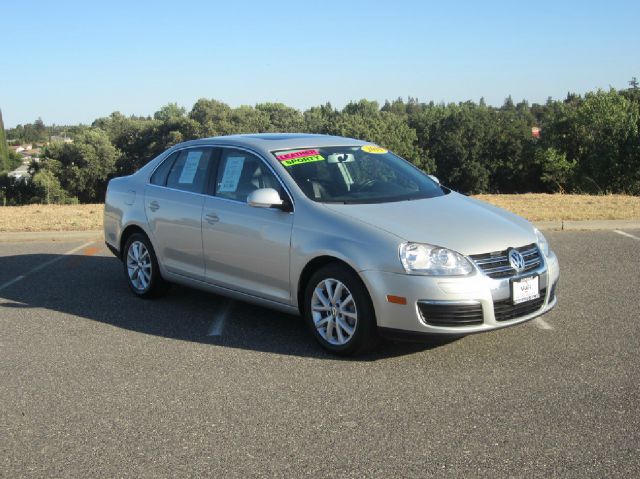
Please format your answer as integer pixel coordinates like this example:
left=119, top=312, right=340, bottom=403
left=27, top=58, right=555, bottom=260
left=50, top=135, right=73, bottom=144
left=8, top=163, right=31, bottom=181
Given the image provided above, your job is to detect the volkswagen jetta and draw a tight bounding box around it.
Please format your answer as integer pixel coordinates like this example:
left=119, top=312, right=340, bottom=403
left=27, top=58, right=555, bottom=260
left=104, top=134, right=559, bottom=355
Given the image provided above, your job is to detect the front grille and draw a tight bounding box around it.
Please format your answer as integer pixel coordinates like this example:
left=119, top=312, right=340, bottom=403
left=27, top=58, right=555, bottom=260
left=471, top=243, right=542, bottom=279
left=418, top=302, right=484, bottom=327
left=493, top=288, right=546, bottom=321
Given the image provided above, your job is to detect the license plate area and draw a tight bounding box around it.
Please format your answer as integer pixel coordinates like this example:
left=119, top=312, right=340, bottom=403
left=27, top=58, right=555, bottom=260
left=511, top=275, right=540, bottom=305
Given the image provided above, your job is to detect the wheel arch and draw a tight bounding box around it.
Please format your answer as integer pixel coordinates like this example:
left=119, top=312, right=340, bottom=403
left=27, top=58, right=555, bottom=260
left=297, top=255, right=364, bottom=316
left=119, top=224, right=151, bottom=260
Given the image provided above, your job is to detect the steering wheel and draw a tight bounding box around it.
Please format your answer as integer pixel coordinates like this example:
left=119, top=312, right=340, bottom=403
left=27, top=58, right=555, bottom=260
left=352, top=179, right=379, bottom=192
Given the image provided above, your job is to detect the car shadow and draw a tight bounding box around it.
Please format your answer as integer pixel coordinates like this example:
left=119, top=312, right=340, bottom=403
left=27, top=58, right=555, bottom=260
left=0, top=252, right=460, bottom=360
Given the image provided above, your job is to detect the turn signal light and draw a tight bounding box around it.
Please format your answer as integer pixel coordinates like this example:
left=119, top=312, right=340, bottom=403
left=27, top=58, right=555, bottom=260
left=386, top=295, right=407, bottom=305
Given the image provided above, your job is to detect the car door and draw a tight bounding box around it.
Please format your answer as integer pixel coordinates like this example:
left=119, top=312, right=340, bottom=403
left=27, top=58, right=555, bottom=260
left=145, top=147, right=218, bottom=280
left=201, top=148, right=294, bottom=303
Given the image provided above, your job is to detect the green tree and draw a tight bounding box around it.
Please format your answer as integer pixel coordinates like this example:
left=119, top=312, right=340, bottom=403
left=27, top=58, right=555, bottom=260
left=411, top=102, right=492, bottom=193
left=44, top=128, right=118, bottom=202
left=303, top=103, right=337, bottom=133
left=0, top=172, right=39, bottom=205
left=34, top=117, right=47, bottom=142
left=153, top=103, right=186, bottom=122
left=255, top=103, right=304, bottom=132
left=227, top=105, right=271, bottom=134
left=534, top=147, right=576, bottom=193
left=31, top=169, right=75, bottom=204
left=572, top=89, right=639, bottom=193
left=188, top=98, right=234, bottom=136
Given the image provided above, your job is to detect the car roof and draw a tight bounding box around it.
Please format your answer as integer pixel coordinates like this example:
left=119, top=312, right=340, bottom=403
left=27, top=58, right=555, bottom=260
left=174, top=133, right=370, bottom=151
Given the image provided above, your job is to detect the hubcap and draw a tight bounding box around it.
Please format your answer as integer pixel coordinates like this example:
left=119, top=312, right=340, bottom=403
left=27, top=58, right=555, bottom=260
left=126, top=241, right=152, bottom=292
left=311, top=278, right=357, bottom=346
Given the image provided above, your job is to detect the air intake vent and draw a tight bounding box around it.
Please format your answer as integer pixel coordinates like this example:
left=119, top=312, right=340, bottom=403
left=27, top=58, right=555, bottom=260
left=493, top=289, right=546, bottom=321
left=418, top=302, right=483, bottom=326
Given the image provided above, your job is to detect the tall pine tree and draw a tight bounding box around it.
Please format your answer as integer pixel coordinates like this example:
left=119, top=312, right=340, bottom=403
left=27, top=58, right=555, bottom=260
left=0, top=109, right=9, bottom=171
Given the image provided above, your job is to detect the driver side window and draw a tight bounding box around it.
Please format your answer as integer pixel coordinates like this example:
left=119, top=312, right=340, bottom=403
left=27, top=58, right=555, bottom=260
left=215, top=149, right=283, bottom=202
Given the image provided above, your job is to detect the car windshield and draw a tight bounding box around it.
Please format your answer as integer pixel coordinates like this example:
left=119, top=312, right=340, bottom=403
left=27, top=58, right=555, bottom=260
left=271, top=145, right=447, bottom=204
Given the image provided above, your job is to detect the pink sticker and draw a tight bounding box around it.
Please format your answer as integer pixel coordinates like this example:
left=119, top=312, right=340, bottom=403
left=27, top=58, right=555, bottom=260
left=276, top=149, right=320, bottom=161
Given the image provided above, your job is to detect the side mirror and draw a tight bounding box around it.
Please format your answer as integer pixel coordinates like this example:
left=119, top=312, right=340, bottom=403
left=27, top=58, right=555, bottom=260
left=247, top=188, right=285, bottom=209
left=428, top=174, right=440, bottom=185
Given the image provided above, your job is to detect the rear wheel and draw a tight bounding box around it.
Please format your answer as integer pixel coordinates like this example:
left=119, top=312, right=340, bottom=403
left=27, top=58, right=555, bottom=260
left=304, top=264, right=378, bottom=355
left=123, top=233, right=168, bottom=298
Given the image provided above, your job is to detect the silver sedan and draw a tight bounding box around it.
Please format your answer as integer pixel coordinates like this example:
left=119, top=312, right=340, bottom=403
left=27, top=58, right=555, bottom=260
left=104, top=134, right=559, bottom=355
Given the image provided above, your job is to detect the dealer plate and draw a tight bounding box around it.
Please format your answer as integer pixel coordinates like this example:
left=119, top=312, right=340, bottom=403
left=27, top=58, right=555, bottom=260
left=512, top=276, right=540, bottom=304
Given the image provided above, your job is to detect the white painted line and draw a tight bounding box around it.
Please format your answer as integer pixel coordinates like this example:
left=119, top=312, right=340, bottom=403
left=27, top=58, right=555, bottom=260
left=207, top=300, right=233, bottom=336
left=533, top=317, right=554, bottom=330
left=0, top=241, right=96, bottom=293
left=614, top=230, right=640, bottom=241
left=0, top=275, right=26, bottom=292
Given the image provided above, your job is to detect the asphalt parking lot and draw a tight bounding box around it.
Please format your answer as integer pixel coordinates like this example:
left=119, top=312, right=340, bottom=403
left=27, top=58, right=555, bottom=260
left=1, top=230, right=639, bottom=478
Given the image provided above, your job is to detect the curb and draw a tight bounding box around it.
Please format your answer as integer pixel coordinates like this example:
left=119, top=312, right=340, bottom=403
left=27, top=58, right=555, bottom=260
left=0, top=230, right=103, bottom=243
left=535, top=219, right=640, bottom=231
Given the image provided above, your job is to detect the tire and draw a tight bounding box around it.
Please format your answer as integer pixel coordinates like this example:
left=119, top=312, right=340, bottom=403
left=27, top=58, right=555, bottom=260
left=122, top=233, right=168, bottom=298
left=303, top=264, right=378, bottom=356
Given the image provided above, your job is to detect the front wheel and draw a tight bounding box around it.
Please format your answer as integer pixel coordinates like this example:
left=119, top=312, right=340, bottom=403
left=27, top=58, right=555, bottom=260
left=123, top=233, right=168, bottom=298
left=303, top=264, right=378, bottom=356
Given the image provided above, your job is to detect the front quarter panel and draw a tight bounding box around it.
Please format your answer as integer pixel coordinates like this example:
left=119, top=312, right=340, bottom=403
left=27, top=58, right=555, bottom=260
left=290, top=201, right=404, bottom=308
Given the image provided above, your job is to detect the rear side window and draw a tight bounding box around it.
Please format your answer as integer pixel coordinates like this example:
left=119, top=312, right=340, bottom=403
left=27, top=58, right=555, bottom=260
left=165, top=148, right=216, bottom=194
left=150, top=152, right=178, bottom=186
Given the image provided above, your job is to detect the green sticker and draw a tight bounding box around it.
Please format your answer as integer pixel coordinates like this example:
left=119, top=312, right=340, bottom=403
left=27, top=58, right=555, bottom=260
left=281, top=154, right=325, bottom=167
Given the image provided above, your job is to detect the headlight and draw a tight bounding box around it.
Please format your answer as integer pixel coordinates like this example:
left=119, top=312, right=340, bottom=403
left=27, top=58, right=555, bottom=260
left=534, top=228, right=550, bottom=256
left=399, top=242, right=473, bottom=275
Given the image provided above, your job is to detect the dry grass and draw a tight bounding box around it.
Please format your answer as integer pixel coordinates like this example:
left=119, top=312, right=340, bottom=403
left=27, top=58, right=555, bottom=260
left=0, top=204, right=104, bottom=232
left=475, top=194, right=640, bottom=222
left=0, top=195, right=638, bottom=232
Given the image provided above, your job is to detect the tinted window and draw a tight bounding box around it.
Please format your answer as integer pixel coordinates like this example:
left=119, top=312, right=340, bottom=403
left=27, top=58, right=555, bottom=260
left=150, top=152, right=178, bottom=186
left=166, top=148, right=215, bottom=194
left=215, top=149, right=283, bottom=202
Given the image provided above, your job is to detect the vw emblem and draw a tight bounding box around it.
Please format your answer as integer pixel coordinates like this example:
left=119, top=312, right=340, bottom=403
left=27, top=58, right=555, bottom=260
left=508, top=249, right=526, bottom=272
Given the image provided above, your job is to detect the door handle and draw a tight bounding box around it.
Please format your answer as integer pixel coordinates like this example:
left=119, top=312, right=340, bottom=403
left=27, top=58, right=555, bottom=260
left=148, top=200, right=160, bottom=212
left=205, top=212, right=219, bottom=225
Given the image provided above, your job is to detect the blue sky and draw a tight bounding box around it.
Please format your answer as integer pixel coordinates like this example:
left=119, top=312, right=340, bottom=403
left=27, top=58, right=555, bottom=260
left=1, top=0, right=639, bottom=127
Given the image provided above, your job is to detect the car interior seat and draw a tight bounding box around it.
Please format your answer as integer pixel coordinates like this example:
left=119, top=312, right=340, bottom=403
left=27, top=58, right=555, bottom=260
left=292, top=163, right=330, bottom=200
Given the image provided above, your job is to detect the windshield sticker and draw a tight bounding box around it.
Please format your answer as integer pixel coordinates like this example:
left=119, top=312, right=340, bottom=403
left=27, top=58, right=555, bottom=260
left=281, top=154, right=325, bottom=167
left=276, top=149, right=320, bottom=161
left=178, top=150, right=203, bottom=184
left=218, top=156, right=245, bottom=192
left=361, top=145, right=388, bottom=154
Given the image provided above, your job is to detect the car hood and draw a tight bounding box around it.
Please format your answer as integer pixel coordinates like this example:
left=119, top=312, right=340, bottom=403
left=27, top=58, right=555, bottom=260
left=322, top=192, right=537, bottom=255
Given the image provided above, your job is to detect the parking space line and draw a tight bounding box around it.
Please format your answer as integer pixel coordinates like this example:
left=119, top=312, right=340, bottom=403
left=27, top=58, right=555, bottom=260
left=533, top=317, right=554, bottom=330
left=207, top=300, right=233, bottom=336
left=0, top=241, right=96, bottom=293
left=614, top=230, right=640, bottom=241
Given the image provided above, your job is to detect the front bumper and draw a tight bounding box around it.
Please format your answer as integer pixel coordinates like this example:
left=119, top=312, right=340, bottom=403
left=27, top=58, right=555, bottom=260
left=361, top=251, right=560, bottom=335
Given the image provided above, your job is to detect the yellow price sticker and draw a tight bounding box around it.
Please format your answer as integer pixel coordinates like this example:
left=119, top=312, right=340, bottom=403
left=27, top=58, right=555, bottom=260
left=361, top=145, right=388, bottom=154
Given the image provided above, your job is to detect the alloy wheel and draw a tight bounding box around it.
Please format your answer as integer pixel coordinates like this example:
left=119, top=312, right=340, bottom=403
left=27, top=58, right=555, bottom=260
left=126, top=240, right=152, bottom=292
left=311, top=278, right=358, bottom=345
